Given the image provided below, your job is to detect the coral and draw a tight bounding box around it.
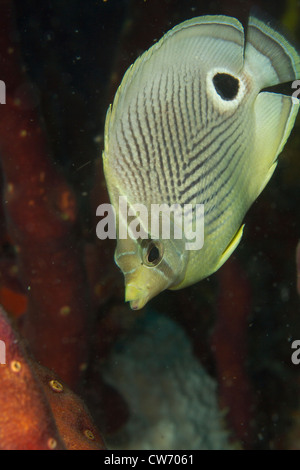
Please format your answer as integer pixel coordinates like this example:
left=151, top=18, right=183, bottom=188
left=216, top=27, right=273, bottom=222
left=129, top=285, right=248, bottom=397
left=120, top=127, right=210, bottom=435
left=0, top=0, right=91, bottom=388
left=103, top=310, right=231, bottom=450
left=212, top=259, right=255, bottom=448
left=0, top=306, right=105, bottom=450
left=0, top=0, right=108, bottom=449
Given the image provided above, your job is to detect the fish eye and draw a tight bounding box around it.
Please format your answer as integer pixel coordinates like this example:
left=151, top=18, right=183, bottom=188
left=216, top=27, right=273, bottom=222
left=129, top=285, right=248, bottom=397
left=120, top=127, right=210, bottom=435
left=212, top=73, right=240, bottom=100
left=141, top=239, right=164, bottom=267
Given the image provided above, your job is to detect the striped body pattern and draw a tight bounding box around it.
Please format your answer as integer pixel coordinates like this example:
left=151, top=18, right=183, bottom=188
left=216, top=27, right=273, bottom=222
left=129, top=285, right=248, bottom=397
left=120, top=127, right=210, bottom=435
left=103, top=14, right=300, bottom=309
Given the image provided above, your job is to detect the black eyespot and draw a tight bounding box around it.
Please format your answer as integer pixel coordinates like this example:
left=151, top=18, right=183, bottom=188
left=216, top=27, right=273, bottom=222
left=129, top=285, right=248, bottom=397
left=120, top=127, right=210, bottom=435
left=212, top=73, right=240, bottom=101
left=141, top=240, right=163, bottom=267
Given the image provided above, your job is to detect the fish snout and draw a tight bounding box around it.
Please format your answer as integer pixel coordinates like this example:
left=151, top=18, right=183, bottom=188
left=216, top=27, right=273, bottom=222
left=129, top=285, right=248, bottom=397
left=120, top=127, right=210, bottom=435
left=125, top=283, right=150, bottom=310
left=124, top=266, right=171, bottom=310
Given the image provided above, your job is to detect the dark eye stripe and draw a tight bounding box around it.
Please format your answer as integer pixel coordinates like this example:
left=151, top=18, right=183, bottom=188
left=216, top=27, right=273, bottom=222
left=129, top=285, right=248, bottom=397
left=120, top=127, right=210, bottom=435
left=213, top=73, right=240, bottom=100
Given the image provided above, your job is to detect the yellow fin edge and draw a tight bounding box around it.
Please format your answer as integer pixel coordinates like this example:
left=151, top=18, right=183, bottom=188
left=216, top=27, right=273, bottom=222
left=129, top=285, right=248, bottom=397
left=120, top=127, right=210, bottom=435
left=214, top=224, right=245, bottom=272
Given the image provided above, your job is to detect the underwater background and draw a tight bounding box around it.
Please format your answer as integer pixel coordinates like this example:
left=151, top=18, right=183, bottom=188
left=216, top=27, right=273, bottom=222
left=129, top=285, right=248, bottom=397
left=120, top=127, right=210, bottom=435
left=0, top=0, right=299, bottom=450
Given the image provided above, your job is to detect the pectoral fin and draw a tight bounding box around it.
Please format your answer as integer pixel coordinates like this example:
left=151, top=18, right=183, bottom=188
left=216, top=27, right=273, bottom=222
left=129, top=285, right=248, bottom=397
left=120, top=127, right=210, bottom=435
left=249, top=92, right=299, bottom=200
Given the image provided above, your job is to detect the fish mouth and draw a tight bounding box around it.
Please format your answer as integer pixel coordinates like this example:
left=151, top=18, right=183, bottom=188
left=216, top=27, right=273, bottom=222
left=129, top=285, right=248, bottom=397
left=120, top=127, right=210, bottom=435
left=125, top=284, right=149, bottom=310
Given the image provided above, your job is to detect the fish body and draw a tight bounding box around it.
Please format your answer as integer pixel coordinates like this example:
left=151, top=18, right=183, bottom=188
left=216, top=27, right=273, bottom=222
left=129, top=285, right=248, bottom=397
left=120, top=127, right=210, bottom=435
left=103, top=13, right=300, bottom=309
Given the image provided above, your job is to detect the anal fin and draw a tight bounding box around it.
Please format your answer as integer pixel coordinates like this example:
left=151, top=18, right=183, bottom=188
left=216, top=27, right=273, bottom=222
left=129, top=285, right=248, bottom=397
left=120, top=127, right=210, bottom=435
left=214, top=224, right=245, bottom=272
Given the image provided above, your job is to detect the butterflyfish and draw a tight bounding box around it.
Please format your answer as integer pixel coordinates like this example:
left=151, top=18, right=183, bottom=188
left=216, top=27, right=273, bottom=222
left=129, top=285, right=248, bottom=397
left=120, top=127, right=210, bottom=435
left=102, top=13, right=300, bottom=310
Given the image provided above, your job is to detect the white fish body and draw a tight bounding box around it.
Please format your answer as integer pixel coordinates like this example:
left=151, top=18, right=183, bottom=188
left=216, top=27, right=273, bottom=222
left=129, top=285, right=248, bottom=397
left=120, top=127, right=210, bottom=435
left=103, top=14, right=300, bottom=309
